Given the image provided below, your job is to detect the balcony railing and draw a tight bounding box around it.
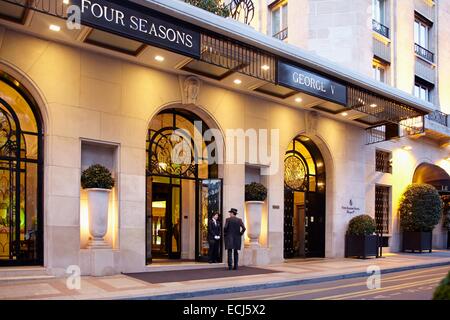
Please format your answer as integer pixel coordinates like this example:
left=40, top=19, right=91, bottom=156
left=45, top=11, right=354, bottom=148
left=273, top=28, right=288, bottom=41
left=426, top=110, right=448, bottom=127
left=372, top=19, right=390, bottom=38
left=415, top=43, right=434, bottom=63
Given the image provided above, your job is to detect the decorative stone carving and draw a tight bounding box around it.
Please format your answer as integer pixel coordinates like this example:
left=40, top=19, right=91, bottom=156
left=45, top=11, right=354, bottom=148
left=183, top=76, right=201, bottom=105
left=306, top=111, right=319, bottom=133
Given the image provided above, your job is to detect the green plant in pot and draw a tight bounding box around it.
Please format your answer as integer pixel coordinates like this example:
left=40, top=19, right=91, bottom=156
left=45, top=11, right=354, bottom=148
left=81, top=164, right=115, bottom=249
left=345, top=214, right=378, bottom=259
left=244, top=182, right=267, bottom=247
left=184, top=0, right=230, bottom=17
left=399, top=183, right=442, bottom=253
left=433, top=270, right=450, bottom=300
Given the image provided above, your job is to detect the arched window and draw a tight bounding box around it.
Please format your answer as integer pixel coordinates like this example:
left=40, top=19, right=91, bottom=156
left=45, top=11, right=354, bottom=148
left=0, top=72, right=43, bottom=266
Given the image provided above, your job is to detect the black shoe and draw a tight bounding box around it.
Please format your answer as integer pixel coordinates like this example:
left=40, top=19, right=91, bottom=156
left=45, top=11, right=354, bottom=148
left=233, top=266, right=238, bottom=270
left=228, top=266, right=232, bottom=270
left=208, top=261, right=213, bottom=264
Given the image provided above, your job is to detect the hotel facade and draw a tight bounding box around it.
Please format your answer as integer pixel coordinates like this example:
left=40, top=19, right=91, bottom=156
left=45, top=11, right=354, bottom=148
left=0, top=0, right=449, bottom=276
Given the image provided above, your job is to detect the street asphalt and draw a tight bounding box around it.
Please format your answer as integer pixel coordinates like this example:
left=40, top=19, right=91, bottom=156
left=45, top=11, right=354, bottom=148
left=186, top=265, right=450, bottom=300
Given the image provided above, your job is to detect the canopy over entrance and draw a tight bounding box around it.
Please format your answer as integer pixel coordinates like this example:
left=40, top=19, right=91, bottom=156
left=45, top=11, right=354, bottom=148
left=413, top=163, right=450, bottom=194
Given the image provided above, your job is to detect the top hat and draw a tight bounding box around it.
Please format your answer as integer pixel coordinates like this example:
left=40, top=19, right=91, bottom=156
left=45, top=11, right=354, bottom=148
left=228, top=208, right=238, bottom=215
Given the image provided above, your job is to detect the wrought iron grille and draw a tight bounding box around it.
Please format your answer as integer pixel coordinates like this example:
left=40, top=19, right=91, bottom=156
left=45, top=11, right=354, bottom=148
left=372, top=19, right=389, bottom=38
left=273, top=28, right=288, bottom=41
left=375, top=150, right=392, bottom=174
left=348, top=86, right=426, bottom=123
left=426, top=110, right=448, bottom=127
left=200, top=34, right=276, bottom=82
left=415, top=43, right=434, bottom=63
left=375, top=185, right=390, bottom=234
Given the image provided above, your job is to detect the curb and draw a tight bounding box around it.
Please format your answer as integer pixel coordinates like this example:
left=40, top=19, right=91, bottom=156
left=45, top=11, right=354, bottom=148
left=126, top=260, right=450, bottom=300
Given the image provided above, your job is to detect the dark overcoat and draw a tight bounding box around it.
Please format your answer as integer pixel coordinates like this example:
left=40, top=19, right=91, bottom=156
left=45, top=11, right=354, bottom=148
left=224, top=216, right=246, bottom=250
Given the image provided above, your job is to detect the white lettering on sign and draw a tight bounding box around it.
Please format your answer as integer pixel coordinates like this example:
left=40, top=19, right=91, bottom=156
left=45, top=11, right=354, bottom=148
left=80, top=0, right=194, bottom=50
left=292, top=72, right=327, bottom=93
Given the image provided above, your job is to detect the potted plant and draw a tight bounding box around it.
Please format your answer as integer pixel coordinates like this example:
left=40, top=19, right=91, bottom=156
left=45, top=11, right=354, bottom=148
left=81, top=164, right=115, bottom=249
left=399, top=184, right=442, bottom=253
left=345, top=214, right=378, bottom=259
left=244, top=182, right=267, bottom=247
left=433, top=270, right=450, bottom=300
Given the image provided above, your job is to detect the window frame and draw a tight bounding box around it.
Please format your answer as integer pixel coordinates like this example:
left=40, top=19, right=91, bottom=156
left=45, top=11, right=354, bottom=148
left=372, top=0, right=386, bottom=25
left=270, top=1, right=288, bottom=38
left=372, top=59, right=387, bottom=83
left=414, top=18, right=431, bottom=50
left=414, top=82, right=431, bottom=102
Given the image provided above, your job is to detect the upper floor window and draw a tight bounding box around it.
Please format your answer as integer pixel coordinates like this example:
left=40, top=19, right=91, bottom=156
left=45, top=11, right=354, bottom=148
left=271, top=1, right=288, bottom=40
left=372, top=0, right=386, bottom=24
left=372, top=59, right=387, bottom=83
left=376, top=150, right=392, bottom=173
left=414, top=82, right=431, bottom=102
left=414, top=19, right=430, bottom=49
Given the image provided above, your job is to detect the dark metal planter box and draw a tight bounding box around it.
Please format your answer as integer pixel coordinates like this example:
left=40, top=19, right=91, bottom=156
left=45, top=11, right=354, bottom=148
left=345, top=235, right=378, bottom=259
left=402, top=231, right=432, bottom=253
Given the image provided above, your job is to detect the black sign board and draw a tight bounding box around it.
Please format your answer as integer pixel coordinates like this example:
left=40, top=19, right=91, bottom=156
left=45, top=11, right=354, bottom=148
left=72, top=0, right=201, bottom=58
left=278, top=61, right=347, bottom=105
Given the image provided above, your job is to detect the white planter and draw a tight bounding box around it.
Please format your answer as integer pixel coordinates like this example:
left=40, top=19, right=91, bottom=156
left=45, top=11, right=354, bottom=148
left=245, top=201, right=264, bottom=247
left=86, top=188, right=111, bottom=249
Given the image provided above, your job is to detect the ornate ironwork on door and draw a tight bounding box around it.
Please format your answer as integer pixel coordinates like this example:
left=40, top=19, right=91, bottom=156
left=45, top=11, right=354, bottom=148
left=0, top=72, right=43, bottom=266
left=284, top=136, right=326, bottom=258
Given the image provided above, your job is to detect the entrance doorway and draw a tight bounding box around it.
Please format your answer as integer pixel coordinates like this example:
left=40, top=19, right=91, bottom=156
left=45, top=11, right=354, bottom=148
left=146, top=109, right=223, bottom=264
left=284, top=136, right=326, bottom=258
left=0, top=72, right=44, bottom=266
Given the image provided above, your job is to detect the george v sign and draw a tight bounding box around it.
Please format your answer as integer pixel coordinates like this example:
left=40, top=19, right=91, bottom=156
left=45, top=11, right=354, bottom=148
left=72, top=0, right=201, bottom=58
left=278, top=61, right=347, bottom=105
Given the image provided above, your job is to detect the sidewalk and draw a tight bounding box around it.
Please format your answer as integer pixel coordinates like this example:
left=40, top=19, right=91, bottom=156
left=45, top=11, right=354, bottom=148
left=1, top=251, right=449, bottom=300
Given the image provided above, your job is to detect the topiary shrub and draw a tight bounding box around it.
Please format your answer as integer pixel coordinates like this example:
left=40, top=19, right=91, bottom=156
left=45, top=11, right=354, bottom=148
left=81, top=164, right=115, bottom=190
left=184, top=0, right=230, bottom=17
left=245, top=182, right=267, bottom=202
left=399, top=184, right=442, bottom=232
left=433, top=271, right=450, bottom=300
left=347, top=215, right=376, bottom=236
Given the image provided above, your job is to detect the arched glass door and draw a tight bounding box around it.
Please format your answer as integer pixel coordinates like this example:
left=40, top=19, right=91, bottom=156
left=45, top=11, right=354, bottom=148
left=0, top=73, right=43, bottom=266
left=284, top=136, right=326, bottom=258
left=146, top=109, right=222, bottom=263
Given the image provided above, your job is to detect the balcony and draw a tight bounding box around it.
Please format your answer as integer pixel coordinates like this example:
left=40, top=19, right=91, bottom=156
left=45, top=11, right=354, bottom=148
left=415, top=43, right=434, bottom=63
left=421, top=110, right=450, bottom=145
left=273, top=28, right=288, bottom=41
left=372, top=20, right=389, bottom=39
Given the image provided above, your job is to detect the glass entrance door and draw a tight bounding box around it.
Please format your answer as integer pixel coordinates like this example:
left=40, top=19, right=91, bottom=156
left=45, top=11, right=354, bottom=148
left=149, top=182, right=181, bottom=260
left=196, top=179, right=222, bottom=262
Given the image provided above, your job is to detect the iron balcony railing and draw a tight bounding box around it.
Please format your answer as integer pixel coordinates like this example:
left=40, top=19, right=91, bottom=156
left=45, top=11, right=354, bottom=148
left=415, top=43, right=434, bottom=63
left=273, top=28, right=288, bottom=41
left=372, top=19, right=389, bottom=38
left=426, top=110, right=449, bottom=127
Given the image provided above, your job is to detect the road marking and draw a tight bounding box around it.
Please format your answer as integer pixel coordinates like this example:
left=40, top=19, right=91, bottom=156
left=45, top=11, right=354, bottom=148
left=314, top=276, right=443, bottom=300
left=228, top=266, right=449, bottom=300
